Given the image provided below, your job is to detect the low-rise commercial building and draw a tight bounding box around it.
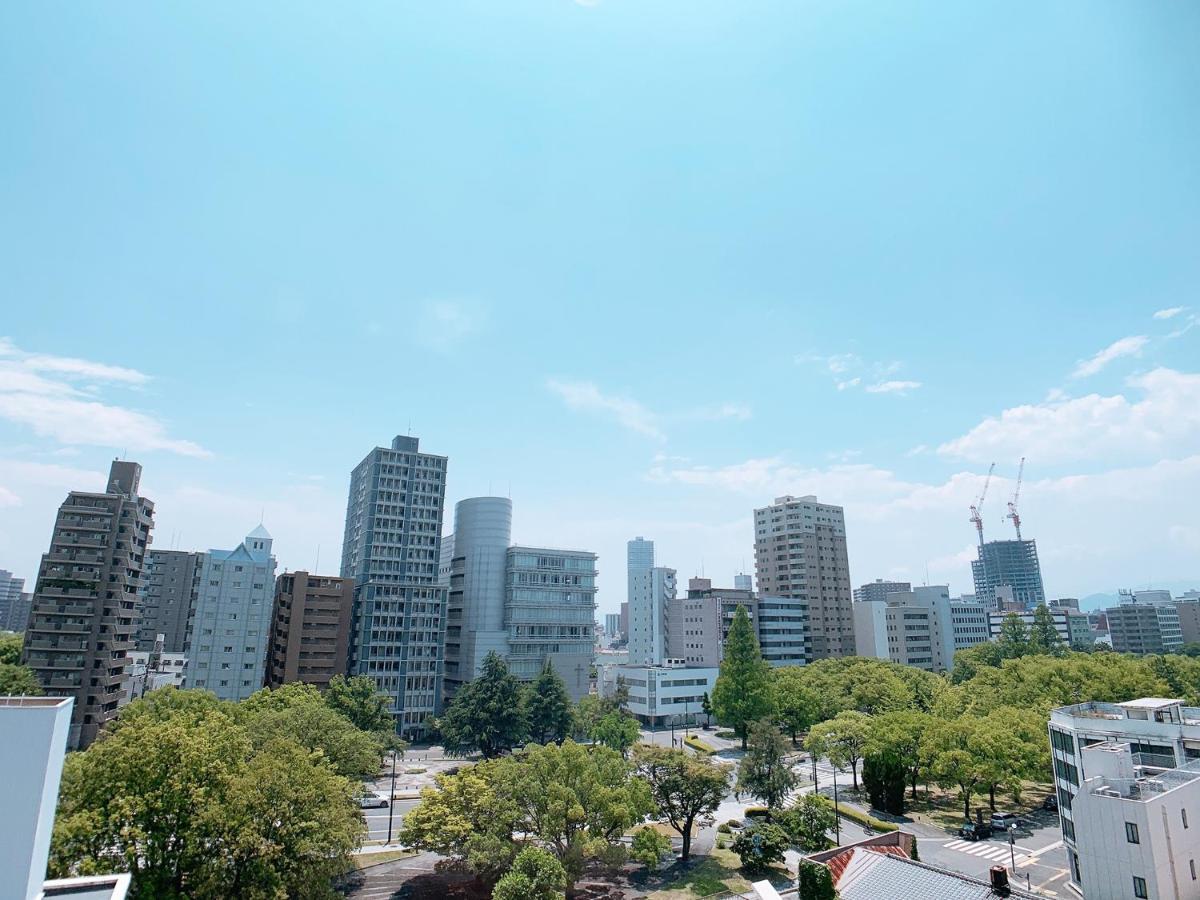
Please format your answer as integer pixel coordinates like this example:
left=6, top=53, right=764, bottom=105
left=597, top=660, right=717, bottom=726
left=1107, top=601, right=1184, bottom=655
left=853, top=586, right=955, bottom=672
left=667, top=577, right=756, bottom=667
left=265, top=571, right=354, bottom=690
left=987, top=607, right=1092, bottom=649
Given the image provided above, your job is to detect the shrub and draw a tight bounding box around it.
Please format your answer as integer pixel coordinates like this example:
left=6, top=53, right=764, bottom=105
left=717, top=822, right=732, bottom=834
left=631, top=827, right=672, bottom=869
left=716, top=730, right=739, bottom=740
left=744, top=806, right=770, bottom=819
left=797, top=859, right=836, bottom=900
left=684, top=735, right=716, bottom=755
left=724, top=818, right=743, bottom=828
left=730, top=822, right=789, bottom=874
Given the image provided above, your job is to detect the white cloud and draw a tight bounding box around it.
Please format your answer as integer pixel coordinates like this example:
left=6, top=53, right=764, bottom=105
left=938, top=367, right=1200, bottom=465
left=686, top=403, right=752, bottom=422
left=836, top=378, right=861, bottom=391
left=865, top=380, right=922, bottom=395
left=547, top=379, right=665, bottom=440
left=414, top=300, right=486, bottom=352
left=0, top=338, right=209, bottom=457
left=1071, top=334, right=1149, bottom=379
left=1154, top=307, right=1186, bottom=320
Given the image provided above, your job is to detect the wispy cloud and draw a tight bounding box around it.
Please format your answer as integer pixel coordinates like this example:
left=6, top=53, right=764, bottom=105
left=414, top=300, right=487, bottom=352
left=1071, top=334, right=1149, bottom=379
left=0, top=337, right=209, bottom=457
left=686, top=403, right=752, bottom=422
left=547, top=379, right=665, bottom=440
left=1154, top=307, right=1187, bottom=320
left=865, top=380, right=921, bottom=395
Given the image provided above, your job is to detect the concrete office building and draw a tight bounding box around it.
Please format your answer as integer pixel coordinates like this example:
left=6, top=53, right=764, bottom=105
left=754, top=495, right=854, bottom=659
left=21, top=461, right=153, bottom=749
left=950, top=598, right=990, bottom=651
left=854, top=585, right=956, bottom=672
left=505, top=546, right=597, bottom=698
left=1176, top=599, right=1200, bottom=645
left=1049, top=697, right=1200, bottom=893
left=597, top=660, right=718, bottom=726
left=341, top=435, right=448, bottom=738
left=1050, top=597, right=1081, bottom=612
left=971, top=538, right=1046, bottom=610
left=629, top=566, right=676, bottom=666
left=0, top=569, right=30, bottom=632
left=853, top=579, right=911, bottom=604
left=604, top=612, right=621, bottom=640
left=266, top=571, right=354, bottom=690
left=668, top=577, right=756, bottom=667
left=182, top=526, right=277, bottom=701
left=443, top=497, right=513, bottom=697
left=756, top=595, right=811, bottom=667
left=1069, top=740, right=1200, bottom=900
left=137, top=549, right=200, bottom=653
left=733, top=572, right=753, bottom=591
left=987, top=607, right=1092, bottom=649
left=1107, top=601, right=1184, bottom=656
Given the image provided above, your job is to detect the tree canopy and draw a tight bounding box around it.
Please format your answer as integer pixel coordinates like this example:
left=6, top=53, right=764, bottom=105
left=439, top=651, right=529, bottom=757
left=737, top=719, right=796, bottom=813
left=524, top=660, right=574, bottom=745
left=634, top=744, right=729, bottom=859
left=711, top=605, right=775, bottom=748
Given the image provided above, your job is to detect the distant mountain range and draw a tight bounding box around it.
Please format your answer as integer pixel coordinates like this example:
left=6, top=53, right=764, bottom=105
left=1078, top=580, right=1200, bottom=612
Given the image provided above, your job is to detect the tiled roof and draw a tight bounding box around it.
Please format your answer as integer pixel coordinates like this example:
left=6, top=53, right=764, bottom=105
left=834, top=851, right=1039, bottom=900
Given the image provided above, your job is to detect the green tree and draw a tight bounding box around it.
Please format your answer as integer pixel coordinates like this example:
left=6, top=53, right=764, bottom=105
left=949, top=641, right=1004, bottom=683
left=923, top=717, right=985, bottom=820
left=996, top=614, right=1031, bottom=658
left=737, top=719, right=796, bottom=813
left=701, top=691, right=713, bottom=726
left=439, top=651, right=529, bottom=758
left=0, top=631, right=23, bottom=664
left=778, top=794, right=835, bottom=852
left=591, top=709, right=640, bottom=757
left=866, top=710, right=931, bottom=800
left=711, top=605, right=775, bottom=748
left=1029, top=604, right=1063, bottom=655
left=0, top=661, right=42, bottom=695
left=862, top=750, right=906, bottom=815
left=774, top=667, right=820, bottom=744
left=398, top=760, right=521, bottom=880
left=797, top=859, right=836, bottom=900
left=496, top=739, right=653, bottom=881
left=730, top=822, right=789, bottom=874
left=492, top=847, right=568, bottom=900
left=805, top=710, right=871, bottom=790
left=325, top=674, right=395, bottom=735
left=634, top=745, right=729, bottom=860
left=525, top=660, right=574, bottom=744
left=630, top=827, right=672, bottom=869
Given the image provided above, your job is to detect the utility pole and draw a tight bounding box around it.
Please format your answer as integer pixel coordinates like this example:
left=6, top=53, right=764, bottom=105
left=833, top=768, right=841, bottom=845
left=385, top=751, right=398, bottom=845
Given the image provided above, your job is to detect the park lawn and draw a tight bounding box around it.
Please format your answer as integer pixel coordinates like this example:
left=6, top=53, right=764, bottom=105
left=352, top=848, right=419, bottom=870
left=648, top=848, right=766, bottom=899
left=903, top=782, right=1056, bottom=832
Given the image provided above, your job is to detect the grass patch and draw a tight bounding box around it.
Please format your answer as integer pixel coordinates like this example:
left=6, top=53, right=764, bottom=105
left=811, top=796, right=897, bottom=832
left=648, top=848, right=752, bottom=899
left=715, top=730, right=738, bottom=740
left=405, top=767, right=427, bottom=774
left=351, top=848, right=418, bottom=870
left=683, top=735, right=716, bottom=755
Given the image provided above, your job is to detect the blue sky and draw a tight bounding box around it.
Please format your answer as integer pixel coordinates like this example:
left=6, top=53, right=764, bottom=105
left=2, top=1, right=1198, bottom=612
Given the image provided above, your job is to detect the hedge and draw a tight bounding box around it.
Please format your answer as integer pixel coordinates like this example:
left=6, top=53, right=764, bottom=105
left=811, top=796, right=898, bottom=833
left=684, top=735, right=716, bottom=755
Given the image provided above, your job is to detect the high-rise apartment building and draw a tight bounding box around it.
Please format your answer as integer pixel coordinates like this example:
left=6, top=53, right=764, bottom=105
left=182, top=526, right=277, bottom=701
left=854, top=585, right=956, bottom=672
left=853, top=579, right=911, bottom=604
left=341, top=435, right=448, bottom=738
left=628, top=566, right=675, bottom=666
left=137, top=549, right=200, bottom=653
left=971, top=539, right=1046, bottom=610
left=0, top=569, right=31, bottom=632
left=265, top=571, right=354, bottom=690
left=668, top=577, right=757, bottom=667
left=21, top=461, right=154, bottom=748
left=753, top=495, right=854, bottom=659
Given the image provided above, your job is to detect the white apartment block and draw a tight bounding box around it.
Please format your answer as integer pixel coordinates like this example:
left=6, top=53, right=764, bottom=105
left=754, top=495, right=854, bottom=659
left=1050, top=697, right=1200, bottom=894
left=988, top=607, right=1092, bottom=649
left=598, top=660, right=717, bottom=726
left=853, top=585, right=955, bottom=672
left=182, top=526, right=277, bottom=701
left=628, top=566, right=675, bottom=666
left=950, top=598, right=990, bottom=651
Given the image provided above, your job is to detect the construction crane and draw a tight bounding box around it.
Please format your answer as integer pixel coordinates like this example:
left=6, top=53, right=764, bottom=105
left=1007, top=456, right=1026, bottom=540
left=968, top=462, right=996, bottom=547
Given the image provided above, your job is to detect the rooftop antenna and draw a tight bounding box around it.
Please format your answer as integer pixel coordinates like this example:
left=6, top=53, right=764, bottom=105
left=924, top=561, right=930, bottom=585
left=259, top=506, right=265, bottom=525
left=1006, top=457, right=1026, bottom=540
left=314, top=544, right=321, bottom=573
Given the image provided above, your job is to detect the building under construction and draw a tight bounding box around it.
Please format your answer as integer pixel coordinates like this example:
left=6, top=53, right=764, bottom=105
left=967, top=457, right=1046, bottom=611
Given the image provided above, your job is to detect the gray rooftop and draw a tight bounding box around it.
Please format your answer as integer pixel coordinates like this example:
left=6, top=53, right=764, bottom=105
left=835, top=851, right=1038, bottom=900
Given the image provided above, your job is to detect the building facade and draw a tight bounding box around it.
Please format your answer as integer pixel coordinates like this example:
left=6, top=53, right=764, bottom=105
left=137, top=549, right=200, bottom=653
left=597, top=661, right=718, bottom=726
left=0, top=569, right=30, bottom=632
left=756, top=595, right=810, bottom=667
left=667, top=577, right=756, bottom=667
left=21, top=461, right=153, bottom=748
left=340, top=435, right=448, bottom=738
left=1176, top=599, right=1200, bottom=646
left=853, top=579, right=911, bottom=604
left=988, top=607, right=1092, bottom=649
left=265, top=571, right=354, bottom=690
left=1107, top=602, right=1184, bottom=656
left=753, top=495, right=854, bottom=659
left=971, top=538, right=1046, bottom=610
left=604, top=612, right=621, bottom=640
left=182, top=526, right=277, bottom=701
left=950, top=598, right=990, bottom=651
left=1050, top=698, right=1200, bottom=894
left=628, top=566, right=676, bottom=666
left=854, top=585, right=956, bottom=672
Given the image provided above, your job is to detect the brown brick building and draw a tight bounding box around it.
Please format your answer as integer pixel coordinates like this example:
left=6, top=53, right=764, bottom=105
left=266, top=571, right=353, bottom=689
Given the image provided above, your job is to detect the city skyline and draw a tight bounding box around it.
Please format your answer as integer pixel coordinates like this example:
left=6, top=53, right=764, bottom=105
left=3, top=2, right=1200, bottom=612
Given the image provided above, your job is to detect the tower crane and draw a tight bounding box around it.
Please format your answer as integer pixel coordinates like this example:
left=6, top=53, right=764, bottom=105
left=968, top=462, right=996, bottom=547
left=1007, top=457, right=1025, bottom=540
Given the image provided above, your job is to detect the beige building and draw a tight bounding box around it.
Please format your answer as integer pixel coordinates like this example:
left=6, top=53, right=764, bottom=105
left=753, top=495, right=853, bottom=659
left=1175, top=599, right=1200, bottom=645
left=21, top=461, right=154, bottom=749
left=266, top=571, right=354, bottom=690
left=667, top=577, right=756, bottom=667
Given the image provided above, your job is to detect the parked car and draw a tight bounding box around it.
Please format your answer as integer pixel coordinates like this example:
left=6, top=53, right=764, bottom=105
left=959, top=821, right=993, bottom=841
left=990, top=812, right=1023, bottom=831
left=1043, top=795, right=1059, bottom=811
left=358, top=792, right=390, bottom=809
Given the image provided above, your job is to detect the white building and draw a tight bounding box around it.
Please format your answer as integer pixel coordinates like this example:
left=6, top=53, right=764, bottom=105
left=628, top=566, right=676, bottom=666
left=598, top=661, right=718, bottom=726
left=988, top=607, right=1092, bottom=649
left=182, top=525, right=277, bottom=702
left=1, top=696, right=131, bottom=900
left=756, top=595, right=810, bottom=667
left=950, top=598, right=990, bottom=652
left=853, top=585, right=955, bottom=672
left=119, top=642, right=187, bottom=705
left=1050, top=697, right=1200, bottom=893
left=1071, top=740, right=1200, bottom=900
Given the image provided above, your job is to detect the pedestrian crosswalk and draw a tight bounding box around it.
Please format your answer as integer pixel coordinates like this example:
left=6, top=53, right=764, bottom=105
left=943, top=839, right=1027, bottom=865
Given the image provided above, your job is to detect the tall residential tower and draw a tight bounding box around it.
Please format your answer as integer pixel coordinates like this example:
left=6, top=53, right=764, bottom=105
left=753, top=495, right=854, bottom=659
left=341, top=435, right=448, bottom=738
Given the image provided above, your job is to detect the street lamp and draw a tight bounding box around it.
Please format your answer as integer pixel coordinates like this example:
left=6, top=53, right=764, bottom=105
left=1008, top=824, right=1017, bottom=872
left=385, top=750, right=399, bottom=845
left=832, top=766, right=841, bottom=845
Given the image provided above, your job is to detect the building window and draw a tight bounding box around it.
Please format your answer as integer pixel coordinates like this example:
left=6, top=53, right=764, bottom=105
left=1184, top=809, right=1190, bottom=829
left=1126, top=822, right=1140, bottom=844
left=1133, top=876, right=1148, bottom=898
left=1191, top=859, right=1196, bottom=881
